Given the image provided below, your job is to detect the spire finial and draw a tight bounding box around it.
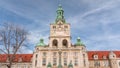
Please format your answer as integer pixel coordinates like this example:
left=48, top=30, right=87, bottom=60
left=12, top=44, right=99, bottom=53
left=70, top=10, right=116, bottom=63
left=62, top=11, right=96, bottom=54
left=55, top=0, right=66, bottom=24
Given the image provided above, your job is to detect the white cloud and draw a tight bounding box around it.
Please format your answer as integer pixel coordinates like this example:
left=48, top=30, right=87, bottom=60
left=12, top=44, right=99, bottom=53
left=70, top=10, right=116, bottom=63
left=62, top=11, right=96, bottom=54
left=27, top=29, right=49, bottom=46
left=0, top=0, right=120, bottom=51
left=18, top=45, right=33, bottom=54
left=0, top=0, right=55, bottom=23
left=85, top=34, right=120, bottom=50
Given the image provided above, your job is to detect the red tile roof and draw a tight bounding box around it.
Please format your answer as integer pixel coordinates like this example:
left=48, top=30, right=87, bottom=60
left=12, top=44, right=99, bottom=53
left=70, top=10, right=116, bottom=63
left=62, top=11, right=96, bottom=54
left=88, top=51, right=120, bottom=60
left=0, top=51, right=120, bottom=62
left=0, top=54, right=33, bottom=62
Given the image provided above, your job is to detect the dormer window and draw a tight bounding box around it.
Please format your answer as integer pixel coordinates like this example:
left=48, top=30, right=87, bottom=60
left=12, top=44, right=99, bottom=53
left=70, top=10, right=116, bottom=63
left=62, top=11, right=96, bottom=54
left=103, top=56, right=107, bottom=59
left=93, top=54, right=98, bottom=60
left=6, top=58, right=9, bottom=62
left=18, top=57, right=22, bottom=62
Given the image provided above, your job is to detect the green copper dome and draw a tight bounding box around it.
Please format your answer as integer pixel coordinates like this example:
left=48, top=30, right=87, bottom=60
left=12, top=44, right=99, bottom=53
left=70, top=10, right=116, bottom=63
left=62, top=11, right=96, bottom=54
left=75, top=37, right=85, bottom=46
left=57, top=4, right=63, bottom=10
left=55, top=4, right=66, bottom=23
left=36, top=38, right=45, bottom=46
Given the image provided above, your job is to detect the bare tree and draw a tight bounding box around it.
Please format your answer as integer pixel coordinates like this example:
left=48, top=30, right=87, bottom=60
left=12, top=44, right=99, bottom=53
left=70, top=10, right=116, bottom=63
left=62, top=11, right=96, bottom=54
left=0, top=23, right=28, bottom=68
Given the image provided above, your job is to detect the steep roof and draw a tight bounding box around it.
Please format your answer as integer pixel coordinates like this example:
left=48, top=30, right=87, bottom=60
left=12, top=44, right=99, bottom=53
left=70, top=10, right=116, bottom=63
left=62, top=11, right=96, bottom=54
left=0, top=54, right=32, bottom=62
left=88, top=51, right=120, bottom=60
left=0, top=51, right=120, bottom=62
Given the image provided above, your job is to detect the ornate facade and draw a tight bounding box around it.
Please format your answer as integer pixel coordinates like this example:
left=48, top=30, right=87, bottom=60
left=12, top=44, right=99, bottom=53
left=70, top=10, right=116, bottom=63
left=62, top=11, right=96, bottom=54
left=0, top=4, right=120, bottom=68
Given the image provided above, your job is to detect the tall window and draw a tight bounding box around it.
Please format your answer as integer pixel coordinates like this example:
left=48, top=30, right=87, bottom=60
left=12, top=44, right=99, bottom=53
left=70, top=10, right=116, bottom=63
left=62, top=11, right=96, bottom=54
left=36, top=54, right=38, bottom=58
left=43, top=52, right=47, bottom=56
left=74, top=52, right=78, bottom=56
left=104, top=61, right=109, bottom=67
left=64, top=58, right=67, bottom=66
left=53, top=39, right=58, bottom=47
left=62, top=39, right=68, bottom=47
left=42, top=58, right=46, bottom=66
left=119, top=62, right=120, bottom=66
left=64, top=52, right=67, bottom=56
left=94, top=61, right=100, bottom=67
left=53, top=52, right=57, bottom=56
left=53, top=58, right=57, bottom=65
left=74, top=58, right=78, bottom=66
left=35, top=60, right=37, bottom=67
left=83, top=54, right=86, bottom=67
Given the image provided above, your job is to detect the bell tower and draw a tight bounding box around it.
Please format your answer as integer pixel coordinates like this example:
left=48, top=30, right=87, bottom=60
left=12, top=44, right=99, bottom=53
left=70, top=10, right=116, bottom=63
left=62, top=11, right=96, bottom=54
left=49, top=4, right=71, bottom=48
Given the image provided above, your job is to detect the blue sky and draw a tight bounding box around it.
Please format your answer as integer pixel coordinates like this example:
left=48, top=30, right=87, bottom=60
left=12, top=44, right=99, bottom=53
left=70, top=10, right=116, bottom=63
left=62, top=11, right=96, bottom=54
left=0, top=0, right=120, bottom=53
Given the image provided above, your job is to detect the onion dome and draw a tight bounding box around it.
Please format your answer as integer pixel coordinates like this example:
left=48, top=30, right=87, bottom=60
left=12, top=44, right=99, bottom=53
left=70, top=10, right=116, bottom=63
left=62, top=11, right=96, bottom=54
left=36, top=38, right=45, bottom=46
left=75, top=37, right=85, bottom=46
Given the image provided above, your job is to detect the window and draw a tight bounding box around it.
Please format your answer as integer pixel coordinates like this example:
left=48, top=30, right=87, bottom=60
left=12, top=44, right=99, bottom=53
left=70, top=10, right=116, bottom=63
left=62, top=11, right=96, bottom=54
left=93, top=55, right=98, bottom=60
left=119, top=62, right=120, bottom=67
left=83, top=54, right=86, bottom=66
left=53, top=39, right=58, bottom=47
left=64, top=52, right=67, bottom=56
left=42, top=58, right=46, bottom=66
left=35, top=60, right=37, bottom=67
left=62, top=39, right=68, bottom=47
left=36, top=54, right=38, bottom=58
left=53, top=52, right=57, bottom=56
left=64, top=58, right=67, bottom=66
left=103, top=56, right=106, bottom=59
left=64, top=26, right=68, bottom=28
left=104, top=61, right=109, bottom=67
left=43, top=52, right=47, bottom=56
left=74, top=52, right=78, bottom=56
left=94, top=61, right=100, bottom=67
left=53, top=26, right=56, bottom=29
left=74, top=58, right=78, bottom=66
left=64, top=26, right=68, bottom=31
left=53, top=58, right=57, bottom=65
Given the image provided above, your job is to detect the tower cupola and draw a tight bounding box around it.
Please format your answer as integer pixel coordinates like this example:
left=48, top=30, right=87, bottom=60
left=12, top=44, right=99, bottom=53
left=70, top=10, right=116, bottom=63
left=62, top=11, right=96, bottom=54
left=55, top=4, right=66, bottom=23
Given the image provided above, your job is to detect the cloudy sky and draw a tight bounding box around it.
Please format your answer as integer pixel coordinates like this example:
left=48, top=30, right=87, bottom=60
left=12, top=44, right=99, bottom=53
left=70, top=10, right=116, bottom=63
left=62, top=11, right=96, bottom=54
left=0, top=0, right=120, bottom=53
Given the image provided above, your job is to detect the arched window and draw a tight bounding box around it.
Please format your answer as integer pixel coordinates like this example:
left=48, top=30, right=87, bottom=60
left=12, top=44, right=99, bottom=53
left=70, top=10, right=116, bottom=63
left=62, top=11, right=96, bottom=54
left=53, top=39, right=58, bottom=47
left=62, top=39, right=68, bottom=47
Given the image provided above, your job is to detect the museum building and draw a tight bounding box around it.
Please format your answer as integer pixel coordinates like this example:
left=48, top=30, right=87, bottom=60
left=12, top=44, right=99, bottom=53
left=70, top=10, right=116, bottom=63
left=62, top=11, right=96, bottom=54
left=0, top=4, right=120, bottom=68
